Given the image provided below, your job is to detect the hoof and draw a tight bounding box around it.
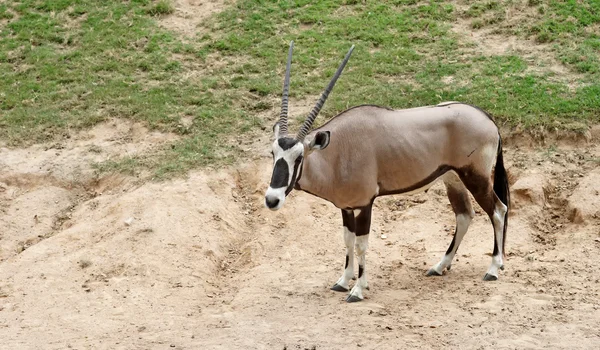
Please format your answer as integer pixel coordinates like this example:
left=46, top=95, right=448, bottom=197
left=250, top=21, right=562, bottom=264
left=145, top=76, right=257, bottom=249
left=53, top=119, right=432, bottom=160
left=483, top=273, right=498, bottom=281
left=330, top=284, right=349, bottom=292
left=426, top=268, right=442, bottom=277
left=346, top=295, right=363, bottom=303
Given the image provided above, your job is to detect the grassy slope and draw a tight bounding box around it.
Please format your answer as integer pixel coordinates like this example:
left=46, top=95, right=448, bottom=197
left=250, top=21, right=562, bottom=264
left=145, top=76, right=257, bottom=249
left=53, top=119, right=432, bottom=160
left=1, top=0, right=599, bottom=177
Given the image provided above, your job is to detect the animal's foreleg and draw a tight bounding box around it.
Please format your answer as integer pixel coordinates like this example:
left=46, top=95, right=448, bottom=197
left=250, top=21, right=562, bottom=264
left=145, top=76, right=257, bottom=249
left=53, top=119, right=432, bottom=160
left=346, top=205, right=372, bottom=303
left=331, top=210, right=356, bottom=292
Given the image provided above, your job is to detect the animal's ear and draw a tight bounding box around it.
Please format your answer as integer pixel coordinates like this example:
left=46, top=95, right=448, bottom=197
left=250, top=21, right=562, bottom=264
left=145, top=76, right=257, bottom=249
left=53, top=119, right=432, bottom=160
left=273, top=122, right=281, bottom=138
left=308, top=131, right=330, bottom=151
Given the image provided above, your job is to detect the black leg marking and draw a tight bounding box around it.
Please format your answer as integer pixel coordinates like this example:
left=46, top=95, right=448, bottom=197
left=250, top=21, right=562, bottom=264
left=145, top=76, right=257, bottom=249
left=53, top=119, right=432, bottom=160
left=492, top=236, right=499, bottom=256
left=445, top=231, right=457, bottom=255
left=345, top=255, right=349, bottom=269
left=342, top=209, right=356, bottom=233
left=355, top=204, right=372, bottom=237
left=358, top=265, right=364, bottom=278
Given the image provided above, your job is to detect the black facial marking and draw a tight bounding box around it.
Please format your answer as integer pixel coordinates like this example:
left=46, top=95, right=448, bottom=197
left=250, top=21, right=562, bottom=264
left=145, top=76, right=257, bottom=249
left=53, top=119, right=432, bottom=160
left=285, top=155, right=303, bottom=195
left=345, top=255, right=349, bottom=269
left=358, top=265, right=364, bottom=278
left=270, top=158, right=289, bottom=188
left=277, top=137, right=298, bottom=150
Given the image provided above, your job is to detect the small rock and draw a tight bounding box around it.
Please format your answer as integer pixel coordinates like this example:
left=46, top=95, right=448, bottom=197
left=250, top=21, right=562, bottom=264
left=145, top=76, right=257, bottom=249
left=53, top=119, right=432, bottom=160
left=380, top=234, right=387, bottom=239
left=124, top=217, right=134, bottom=226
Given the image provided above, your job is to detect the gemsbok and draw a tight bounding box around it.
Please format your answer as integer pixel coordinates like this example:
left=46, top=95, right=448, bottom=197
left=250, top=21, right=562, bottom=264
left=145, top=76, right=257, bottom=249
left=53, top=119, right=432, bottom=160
left=264, top=42, right=509, bottom=302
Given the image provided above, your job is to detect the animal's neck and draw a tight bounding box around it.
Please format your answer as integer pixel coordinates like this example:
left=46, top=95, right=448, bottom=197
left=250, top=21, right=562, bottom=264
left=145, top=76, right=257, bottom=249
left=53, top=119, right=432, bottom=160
left=295, top=152, right=332, bottom=201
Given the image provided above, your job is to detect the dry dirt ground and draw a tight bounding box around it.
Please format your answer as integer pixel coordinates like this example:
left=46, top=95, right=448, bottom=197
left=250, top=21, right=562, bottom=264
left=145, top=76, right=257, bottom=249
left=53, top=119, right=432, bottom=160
left=1, top=120, right=600, bottom=350
left=2, top=1, right=600, bottom=349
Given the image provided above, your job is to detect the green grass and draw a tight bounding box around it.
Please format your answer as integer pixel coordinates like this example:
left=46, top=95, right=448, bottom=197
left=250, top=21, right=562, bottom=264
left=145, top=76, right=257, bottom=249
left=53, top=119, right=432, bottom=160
left=1, top=0, right=600, bottom=178
left=147, top=0, right=174, bottom=16
left=460, top=0, right=600, bottom=76
left=199, top=0, right=600, bottom=129
left=0, top=0, right=257, bottom=176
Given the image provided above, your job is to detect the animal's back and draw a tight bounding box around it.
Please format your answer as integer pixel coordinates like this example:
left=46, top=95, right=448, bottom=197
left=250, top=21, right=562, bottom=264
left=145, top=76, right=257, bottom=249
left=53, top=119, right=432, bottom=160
left=308, top=103, right=499, bottom=205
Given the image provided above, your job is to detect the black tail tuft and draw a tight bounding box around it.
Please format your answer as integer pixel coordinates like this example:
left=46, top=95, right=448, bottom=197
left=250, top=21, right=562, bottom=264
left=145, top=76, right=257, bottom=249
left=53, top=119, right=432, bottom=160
left=493, top=137, right=510, bottom=255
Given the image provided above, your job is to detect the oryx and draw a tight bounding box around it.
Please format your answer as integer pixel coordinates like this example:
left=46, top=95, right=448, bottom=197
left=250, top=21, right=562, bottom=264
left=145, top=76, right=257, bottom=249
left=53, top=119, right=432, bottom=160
left=265, top=42, right=509, bottom=302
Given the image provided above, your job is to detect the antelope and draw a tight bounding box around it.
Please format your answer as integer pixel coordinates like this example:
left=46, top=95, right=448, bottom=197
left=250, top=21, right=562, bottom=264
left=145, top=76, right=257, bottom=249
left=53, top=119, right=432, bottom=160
left=265, top=42, right=509, bottom=302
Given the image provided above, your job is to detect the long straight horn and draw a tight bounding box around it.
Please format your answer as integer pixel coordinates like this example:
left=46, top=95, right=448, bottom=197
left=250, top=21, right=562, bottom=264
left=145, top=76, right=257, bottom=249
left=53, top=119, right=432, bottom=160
left=278, top=41, right=294, bottom=136
left=296, top=45, right=355, bottom=141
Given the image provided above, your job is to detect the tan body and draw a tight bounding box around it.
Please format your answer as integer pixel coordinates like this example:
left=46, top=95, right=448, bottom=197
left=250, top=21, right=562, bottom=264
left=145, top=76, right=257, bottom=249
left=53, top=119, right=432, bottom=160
left=298, top=103, right=499, bottom=209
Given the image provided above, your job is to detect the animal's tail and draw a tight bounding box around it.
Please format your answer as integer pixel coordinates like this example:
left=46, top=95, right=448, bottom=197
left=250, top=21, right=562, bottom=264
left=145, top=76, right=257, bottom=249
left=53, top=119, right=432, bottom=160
left=493, top=136, right=510, bottom=256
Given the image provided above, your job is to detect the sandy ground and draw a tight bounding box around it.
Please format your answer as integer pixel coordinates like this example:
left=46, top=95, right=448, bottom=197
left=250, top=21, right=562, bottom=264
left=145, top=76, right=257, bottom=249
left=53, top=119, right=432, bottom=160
left=1, top=119, right=600, bottom=350
left=2, top=2, right=600, bottom=349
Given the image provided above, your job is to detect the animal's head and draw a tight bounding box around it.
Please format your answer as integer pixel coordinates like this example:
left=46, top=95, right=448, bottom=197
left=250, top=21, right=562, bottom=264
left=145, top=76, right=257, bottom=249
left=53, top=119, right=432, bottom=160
left=265, top=41, right=354, bottom=211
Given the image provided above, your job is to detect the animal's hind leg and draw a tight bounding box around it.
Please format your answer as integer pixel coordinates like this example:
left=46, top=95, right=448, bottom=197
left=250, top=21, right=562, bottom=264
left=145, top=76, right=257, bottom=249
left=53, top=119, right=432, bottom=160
left=427, top=173, right=475, bottom=276
left=483, top=194, right=507, bottom=281
left=460, top=169, right=508, bottom=281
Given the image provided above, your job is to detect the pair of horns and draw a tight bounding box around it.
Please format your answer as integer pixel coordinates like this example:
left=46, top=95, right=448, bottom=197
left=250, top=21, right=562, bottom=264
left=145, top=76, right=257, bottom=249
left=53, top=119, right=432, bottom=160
left=278, top=41, right=355, bottom=141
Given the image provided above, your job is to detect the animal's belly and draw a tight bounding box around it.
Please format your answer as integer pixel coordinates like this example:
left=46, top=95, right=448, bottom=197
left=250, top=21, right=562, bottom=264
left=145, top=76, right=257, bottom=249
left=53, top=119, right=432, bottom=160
left=377, top=165, right=452, bottom=196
